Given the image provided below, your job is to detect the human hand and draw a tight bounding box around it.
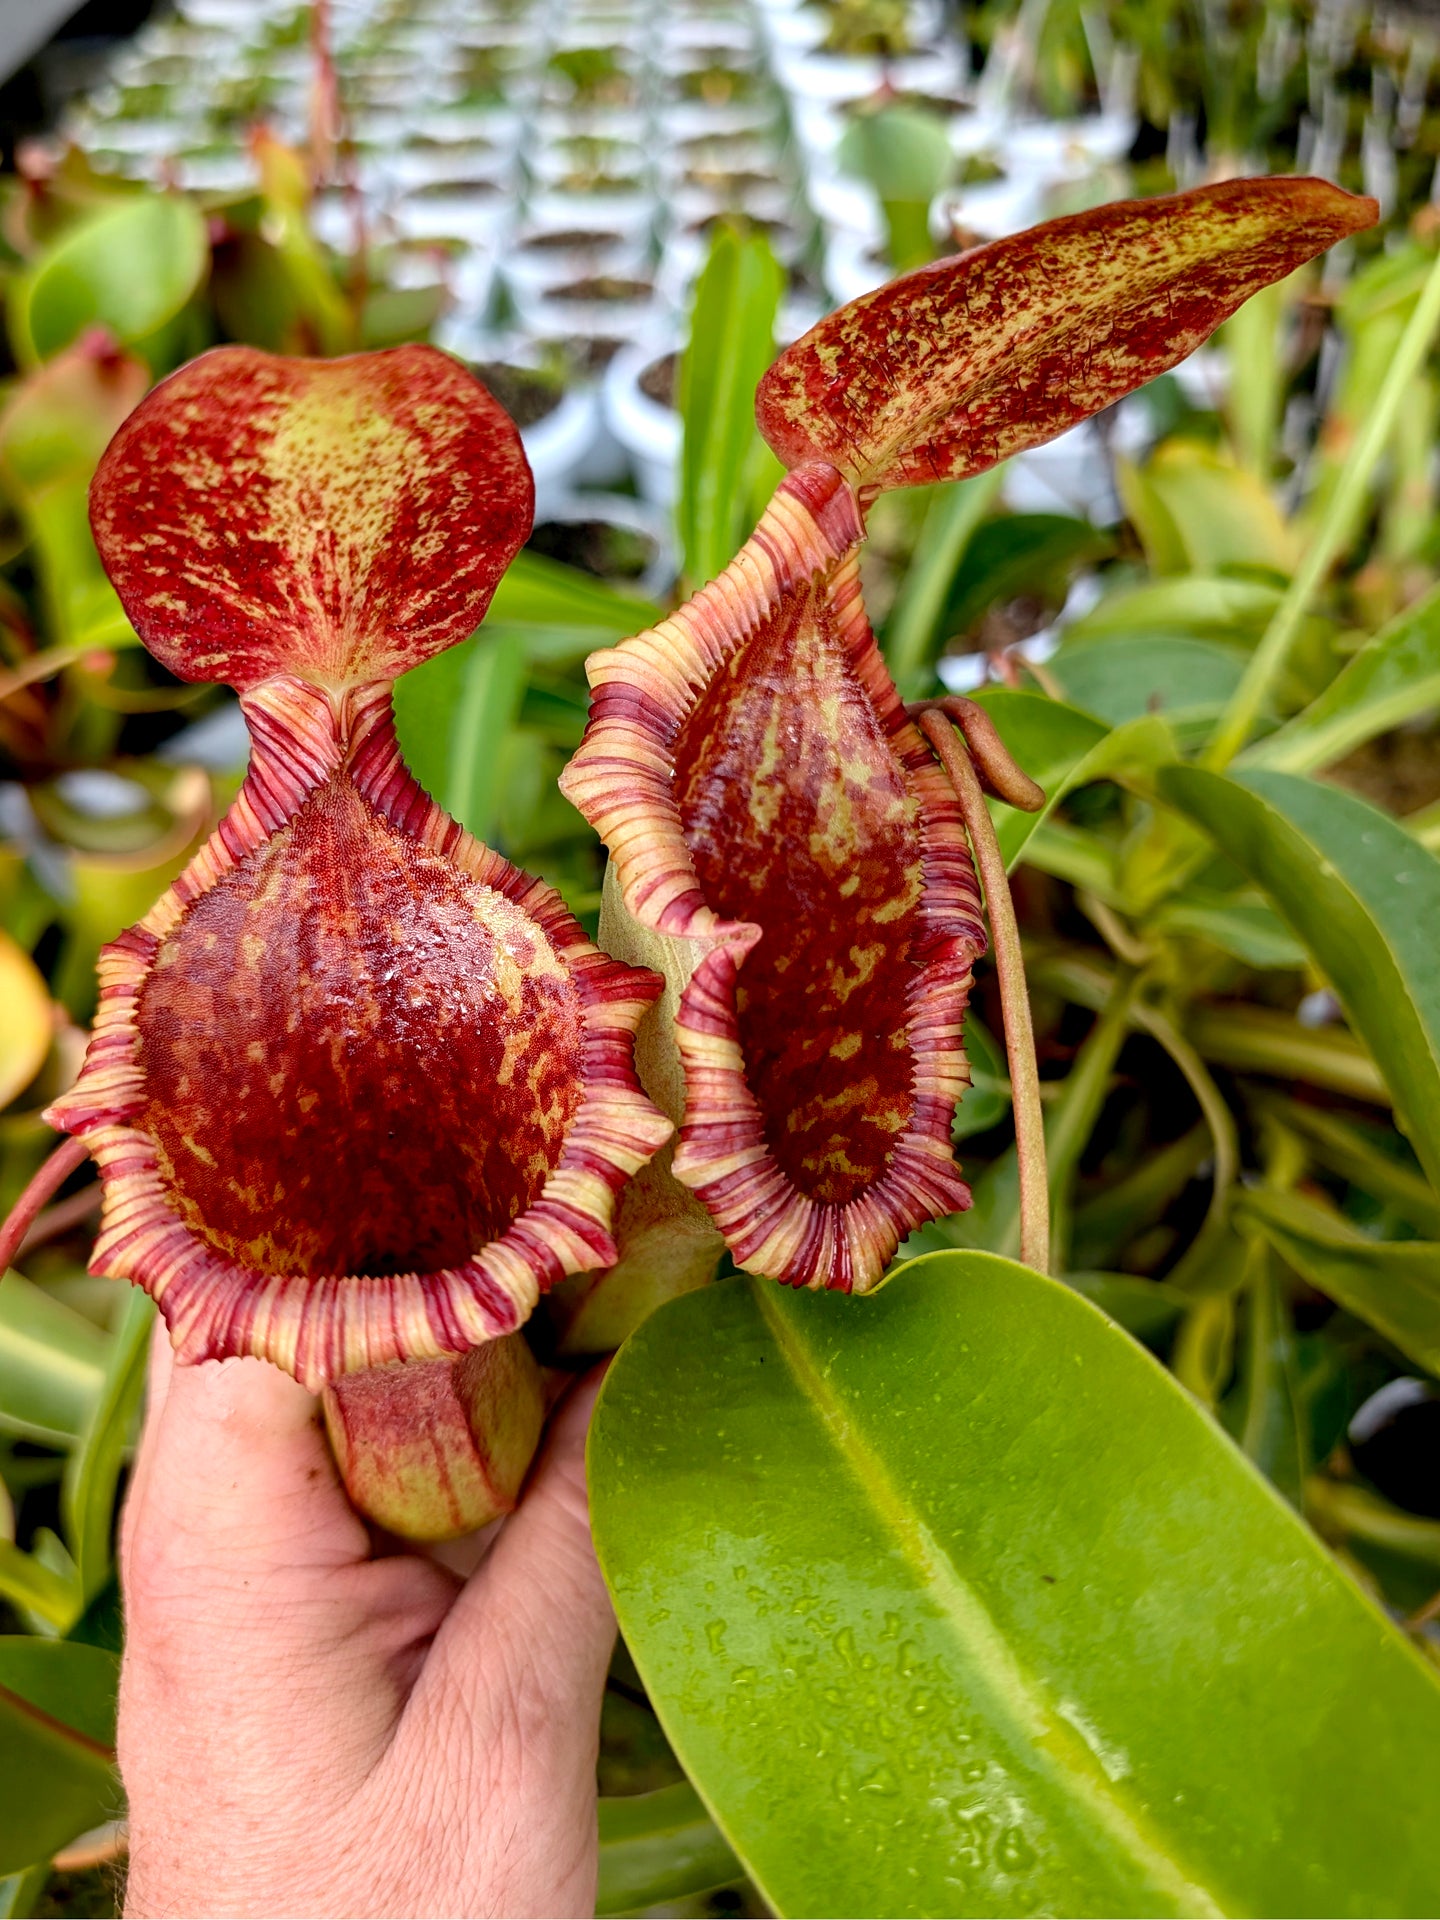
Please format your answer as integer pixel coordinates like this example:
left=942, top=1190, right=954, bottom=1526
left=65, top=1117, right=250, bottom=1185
left=117, top=1335, right=615, bottom=1919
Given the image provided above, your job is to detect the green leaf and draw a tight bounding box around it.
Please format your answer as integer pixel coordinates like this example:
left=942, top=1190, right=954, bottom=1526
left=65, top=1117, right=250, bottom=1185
left=393, top=628, right=528, bottom=841
left=678, top=223, right=783, bottom=586
left=940, top=512, right=1109, bottom=645
left=590, top=1257, right=1440, bottom=1918
left=62, top=1286, right=153, bottom=1603
left=1185, top=1002, right=1388, bottom=1105
left=1148, top=894, right=1306, bottom=970
left=1047, top=636, right=1246, bottom=741
left=1244, top=581, right=1440, bottom=775
left=1065, top=575, right=1281, bottom=644
left=1226, top=1245, right=1305, bottom=1506
left=0, top=1544, right=78, bottom=1633
left=881, top=472, right=1004, bottom=696
left=953, top=1012, right=1010, bottom=1141
left=596, top=1783, right=742, bottom=1916
left=1117, top=443, right=1295, bottom=578
left=974, top=692, right=1176, bottom=870
left=13, top=193, right=209, bottom=370
left=0, top=1637, right=118, bottom=1875
left=487, top=550, right=662, bottom=635
left=0, top=1864, right=50, bottom=1917
left=1239, top=1189, right=1440, bottom=1378
left=1063, top=1273, right=1189, bottom=1348
left=1161, top=767, right=1440, bottom=1187
left=1261, top=1100, right=1440, bottom=1239
left=0, top=1273, right=107, bottom=1446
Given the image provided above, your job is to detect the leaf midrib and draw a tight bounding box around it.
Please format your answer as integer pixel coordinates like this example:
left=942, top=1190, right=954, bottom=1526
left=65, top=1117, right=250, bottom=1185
left=750, top=1279, right=1227, bottom=1919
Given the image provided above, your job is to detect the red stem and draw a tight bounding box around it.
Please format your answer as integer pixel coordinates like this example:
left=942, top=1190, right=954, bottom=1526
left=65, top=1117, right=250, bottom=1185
left=0, top=1134, right=89, bottom=1273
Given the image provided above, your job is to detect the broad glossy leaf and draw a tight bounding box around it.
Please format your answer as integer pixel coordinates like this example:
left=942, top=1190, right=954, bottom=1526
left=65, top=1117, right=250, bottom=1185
left=0, top=1273, right=107, bottom=1445
left=1064, top=1272, right=1188, bottom=1347
left=0, top=932, right=51, bottom=1112
left=13, top=193, right=208, bottom=369
left=755, top=180, right=1375, bottom=494
left=0, top=1636, right=118, bottom=1874
left=1162, top=767, right=1440, bottom=1186
left=1246, top=581, right=1440, bottom=774
left=1239, top=1189, right=1440, bottom=1376
left=1047, top=635, right=1247, bottom=740
left=679, top=223, right=783, bottom=584
left=590, top=1256, right=1440, bottom=1917
left=596, top=1783, right=742, bottom=1915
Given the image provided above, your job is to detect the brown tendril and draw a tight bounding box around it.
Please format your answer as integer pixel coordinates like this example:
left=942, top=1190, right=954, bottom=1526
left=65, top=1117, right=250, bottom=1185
left=916, top=706, right=1050, bottom=1274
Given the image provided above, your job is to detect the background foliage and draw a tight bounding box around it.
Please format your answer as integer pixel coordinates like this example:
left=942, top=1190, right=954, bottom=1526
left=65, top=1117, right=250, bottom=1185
left=5, top=0, right=1440, bottom=1913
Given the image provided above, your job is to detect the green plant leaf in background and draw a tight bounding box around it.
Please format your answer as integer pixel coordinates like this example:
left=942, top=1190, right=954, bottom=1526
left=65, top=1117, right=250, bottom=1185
left=394, top=628, right=528, bottom=844
left=590, top=1256, right=1440, bottom=1917
left=0, top=1636, right=119, bottom=1874
left=882, top=470, right=1005, bottom=697
left=952, top=1011, right=1010, bottom=1141
left=677, top=221, right=783, bottom=588
left=1239, top=1189, right=1440, bottom=1377
left=1161, top=767, right=1440, bottom=1188
left=1117, top=441, right=1296, bottom=577
left=62, top=1285, right=153, bottom=1604
left=837, top=103, right=954, bottom=271
left=487, top=549, right=663, bottom=637
left=1244, top=581, right=1440, bottom=775
left=0, top=1273, right=108, bottom=1447
left=941, top=513, right=1110, bottom=649
left=970, top=690, right=1174, bottom=869
left=11, top=192, right=209, bottom=372
left=596, top=1782, right=741, bottom=1916
left=1046, top=635, right=1247, bottom=741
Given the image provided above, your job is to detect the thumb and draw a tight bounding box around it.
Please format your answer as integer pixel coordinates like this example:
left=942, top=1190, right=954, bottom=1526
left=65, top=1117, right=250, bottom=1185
left=402, top=1368, right=615, bottom=1917
left=430, top=1363, right=615, bottom=1699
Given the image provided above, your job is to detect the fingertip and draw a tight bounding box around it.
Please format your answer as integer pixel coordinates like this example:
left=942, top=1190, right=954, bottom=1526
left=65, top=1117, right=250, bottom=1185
left=130, top=1352, right=364, bottom=1575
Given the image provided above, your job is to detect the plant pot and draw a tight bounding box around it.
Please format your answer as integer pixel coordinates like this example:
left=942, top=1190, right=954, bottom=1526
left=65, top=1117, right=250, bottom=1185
left=772, top=44, right=964, bottom=104
left=998, top=113, right=1138, bottom=181
left=604, top=338, right=682, bottom=506
left=659, top=99, right=780, bottom=144
left=473, top=348, right=606, bottom=512
left=389, top=136, right=510, bottom=192
left=500, top=222, right=651, bottom=302
left=524, top=185, right=657, bottom=245
left=805, top=159, right=885, bottom=236
left=529, top=489, right=676, bottom=597
left=516, top=271, right=660, bottom=344
left=392, top=177, right=511, bottom=244
left=528, top=134, right=651, bottom=195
